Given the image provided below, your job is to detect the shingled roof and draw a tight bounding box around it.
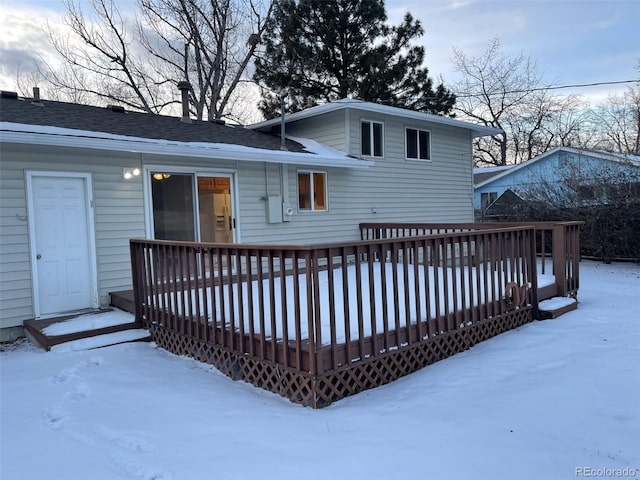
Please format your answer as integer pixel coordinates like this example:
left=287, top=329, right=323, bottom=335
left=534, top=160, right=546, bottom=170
left=0, top=92, right=306, bottom=153
left=473, top=165, right=513, bottom=185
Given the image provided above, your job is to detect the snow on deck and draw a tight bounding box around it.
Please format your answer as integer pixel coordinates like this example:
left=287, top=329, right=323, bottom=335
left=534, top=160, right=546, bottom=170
left=156, top=261, right=540, bottom=345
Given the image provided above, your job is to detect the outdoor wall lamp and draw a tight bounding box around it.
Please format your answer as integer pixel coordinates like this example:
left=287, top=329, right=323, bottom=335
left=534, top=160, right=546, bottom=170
left=123, top=167, right=141, bottom=180
left=152, top=173, right=172, bottom=181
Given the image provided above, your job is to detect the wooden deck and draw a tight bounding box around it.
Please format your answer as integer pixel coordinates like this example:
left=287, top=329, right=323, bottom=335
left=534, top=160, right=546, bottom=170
left=127, top=222, right=582, bottom=408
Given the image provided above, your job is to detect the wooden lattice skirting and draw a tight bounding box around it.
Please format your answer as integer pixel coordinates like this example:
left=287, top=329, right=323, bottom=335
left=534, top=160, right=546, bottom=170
left=148, top=307, right=533, bottom=409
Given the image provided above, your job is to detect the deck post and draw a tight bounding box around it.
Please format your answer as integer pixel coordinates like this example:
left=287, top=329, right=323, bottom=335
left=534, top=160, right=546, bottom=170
left=528, top=228, right=540, bottom=319
left=552, top=224, right=567, bottom=297
left=129, top=240, right=144, bottom=325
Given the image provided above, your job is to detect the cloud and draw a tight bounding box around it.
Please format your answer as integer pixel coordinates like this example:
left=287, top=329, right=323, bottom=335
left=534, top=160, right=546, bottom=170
left=0, top=47, right=42, bottom=76
left=0, top=5, right=66, bottom=89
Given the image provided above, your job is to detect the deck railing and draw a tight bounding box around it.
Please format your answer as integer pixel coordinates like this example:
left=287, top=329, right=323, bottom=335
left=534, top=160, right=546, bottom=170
left=131, top=225, right=538, bottom=380
left=360, top=221, right=582, bottom=298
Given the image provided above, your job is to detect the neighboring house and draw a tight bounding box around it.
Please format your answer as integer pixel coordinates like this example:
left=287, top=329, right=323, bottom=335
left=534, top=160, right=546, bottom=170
left=474, top=147, right=640, bottom=216
left=472, top=164, right=514, bottom=214
left=0, top=91, right=499, bottom=340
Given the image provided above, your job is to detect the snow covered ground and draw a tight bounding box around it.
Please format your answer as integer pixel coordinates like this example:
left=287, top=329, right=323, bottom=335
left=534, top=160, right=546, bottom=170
left=1, top=261, right=638, bottom=480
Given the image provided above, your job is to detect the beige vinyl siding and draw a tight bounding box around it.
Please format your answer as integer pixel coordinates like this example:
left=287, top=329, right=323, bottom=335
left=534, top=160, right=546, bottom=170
left=235, top=162, right=286, bottom=243
left=237, top=110, right=475, bottom=244
left=284, top=110, right=348, bottom=151
left=347, top=110, right=474, bottom=223
left=0, top=156, right=34, bottom=327
left=0, top=143, right=145, bottom=328
left=93, top=169, right=145, bottom=294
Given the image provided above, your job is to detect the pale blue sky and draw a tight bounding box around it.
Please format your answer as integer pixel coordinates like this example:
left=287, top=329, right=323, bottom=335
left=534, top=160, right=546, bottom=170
left=0, top=0, right=638, bottom=104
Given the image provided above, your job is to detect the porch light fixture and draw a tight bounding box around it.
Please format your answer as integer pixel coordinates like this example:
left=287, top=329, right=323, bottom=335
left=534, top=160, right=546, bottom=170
left=152, top=173, right=172, bottom=181
left=123, top=167, right=141, bottom=180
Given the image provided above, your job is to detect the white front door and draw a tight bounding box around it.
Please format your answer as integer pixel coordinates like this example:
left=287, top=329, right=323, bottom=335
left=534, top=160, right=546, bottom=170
left=27, top=173, right=98, bottom=317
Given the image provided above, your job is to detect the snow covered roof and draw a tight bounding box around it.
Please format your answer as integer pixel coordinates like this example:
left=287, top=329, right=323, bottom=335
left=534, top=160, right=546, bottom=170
left=0, top=94, right=372, bottom=169
left=249, top=98, right=503, bottom=138
left=590, top=149, right=640, bottom=165
left=474, top=146, right=640, bottom=189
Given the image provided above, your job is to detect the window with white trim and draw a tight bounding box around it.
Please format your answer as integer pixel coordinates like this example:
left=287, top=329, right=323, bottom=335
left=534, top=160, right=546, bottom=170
left=361, top=120, right=384, bottom=157
left=298, top=171, right=327, bottom=211
left=405, top=127, right=431, bottom=161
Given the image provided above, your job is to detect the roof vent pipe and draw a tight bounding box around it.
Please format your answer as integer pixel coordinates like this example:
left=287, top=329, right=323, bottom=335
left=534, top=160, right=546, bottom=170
left=177, top=80, right=192, bottom=124
left=280, top=91, right=288, bottom=151
left=31, top=87, right=44, bottom=106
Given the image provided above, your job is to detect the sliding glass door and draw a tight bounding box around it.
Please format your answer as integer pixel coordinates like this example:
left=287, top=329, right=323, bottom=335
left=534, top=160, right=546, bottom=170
left=196, top=176, right=233, bottom=243
left=149, top=171, right=235, bottom=243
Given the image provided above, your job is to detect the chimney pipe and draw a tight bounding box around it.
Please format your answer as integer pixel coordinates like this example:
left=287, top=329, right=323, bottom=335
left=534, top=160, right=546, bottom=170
left=280, top=91, right=288, bottom=151
left=31, top=86, right=44, bottom=106
left=177, top=81, right=192, bottom=124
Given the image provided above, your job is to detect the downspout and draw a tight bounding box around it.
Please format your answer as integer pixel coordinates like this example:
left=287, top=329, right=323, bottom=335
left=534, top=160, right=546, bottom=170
left=280, top=92, right=291, bottom=218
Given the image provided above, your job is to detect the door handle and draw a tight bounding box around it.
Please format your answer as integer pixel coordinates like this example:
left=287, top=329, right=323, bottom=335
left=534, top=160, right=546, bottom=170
left=36, top=254, right=42, bottom=259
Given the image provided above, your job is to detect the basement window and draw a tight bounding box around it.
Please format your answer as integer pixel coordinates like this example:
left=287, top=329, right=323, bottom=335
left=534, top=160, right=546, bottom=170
left=298, top=171, right=327, bottom=211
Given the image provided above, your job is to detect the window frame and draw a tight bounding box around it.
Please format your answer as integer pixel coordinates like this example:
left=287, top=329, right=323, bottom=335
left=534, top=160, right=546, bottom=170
left=361, top=119, right=384, bottom=158
left=405, top=127, right=432, bottom=161
left=297, top=170, right=328, bottom=212
left=480, top=191, right=498, bottom=212
left=143, top=165, right=239, bottom=242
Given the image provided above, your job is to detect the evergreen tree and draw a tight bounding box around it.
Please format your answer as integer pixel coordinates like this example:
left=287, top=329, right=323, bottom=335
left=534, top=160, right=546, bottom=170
left=253, top=0, right=455, bottom=119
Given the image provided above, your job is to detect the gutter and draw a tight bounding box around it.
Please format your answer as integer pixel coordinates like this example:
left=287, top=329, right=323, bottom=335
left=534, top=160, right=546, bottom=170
left=0, top=124, right=373, bottom=169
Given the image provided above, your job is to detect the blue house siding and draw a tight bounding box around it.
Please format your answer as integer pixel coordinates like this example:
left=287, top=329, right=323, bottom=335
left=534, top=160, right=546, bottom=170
left=474, top=147, right=640, bottom=210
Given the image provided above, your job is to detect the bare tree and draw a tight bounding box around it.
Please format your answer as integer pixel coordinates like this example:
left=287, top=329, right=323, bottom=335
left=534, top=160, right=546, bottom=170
left=137, top=0, right=272, bottom=120
left=505, top=91, right=590, bottom=163
left=588, top=82, right=640, bottom=155
left=451, top=38, right=588, bottom=166
left=39, top=0, right=272, bottom=121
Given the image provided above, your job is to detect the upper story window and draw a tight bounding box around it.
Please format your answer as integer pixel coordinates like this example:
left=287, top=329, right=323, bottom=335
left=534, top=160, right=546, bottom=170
left=298, top=171, right=327, bottom=211
left=361, top=120, right=384, bottom=157
left=406, top=127, right=431, bottom=161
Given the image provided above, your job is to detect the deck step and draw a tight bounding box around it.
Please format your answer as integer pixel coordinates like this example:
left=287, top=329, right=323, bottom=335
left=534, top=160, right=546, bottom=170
left=23, top=309, right=148, bottom=351
left=48, top=329, right=151, bottom=352
left=538, top=297, right=578, bottom=319
left=109, top=290, right=135, bottom=314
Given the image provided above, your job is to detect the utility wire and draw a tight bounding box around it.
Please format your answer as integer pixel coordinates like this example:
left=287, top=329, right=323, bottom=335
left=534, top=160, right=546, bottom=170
left=454, top=79, right=639, bottom=98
